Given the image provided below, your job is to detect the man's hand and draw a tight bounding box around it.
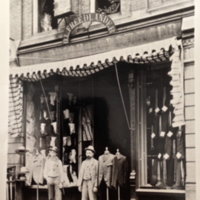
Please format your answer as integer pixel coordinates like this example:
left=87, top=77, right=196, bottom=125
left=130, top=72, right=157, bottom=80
left=93, top=186, right=98, bottom=193
left=59, top=183, right=63, bottom=189
left=78, top=186, right=82, bottom=192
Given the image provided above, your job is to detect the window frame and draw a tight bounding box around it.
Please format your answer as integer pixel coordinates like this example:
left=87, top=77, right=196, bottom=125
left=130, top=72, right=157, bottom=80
left=136, top=63, right=186, bottom=189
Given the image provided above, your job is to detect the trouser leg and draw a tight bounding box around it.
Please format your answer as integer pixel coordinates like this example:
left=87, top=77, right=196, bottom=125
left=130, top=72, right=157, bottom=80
left=81, top=180, right=89, bottom=200
left=47, top=184, right=54, bottom=200
left=88, top=180, right=97, bottom=200
left=53, top=176, right=62, bottom=200
left=54, top=183, right=62, bottom=200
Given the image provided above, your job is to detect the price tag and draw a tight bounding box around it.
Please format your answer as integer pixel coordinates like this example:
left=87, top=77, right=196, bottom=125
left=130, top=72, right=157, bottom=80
left=176, top=152, right=182, bottom=159
left=164, top=153, right=169, bottom=160
left=162, top=105, right=168, bottom=112
left=155, top=107, right=160, bottom=113
left=167, top=131, right=173, bottom=137
left=160, top=131, right=165, bottom=137
left=158, top=153, right=162, bottom=159
left=151, top=133, right=156, bottom=139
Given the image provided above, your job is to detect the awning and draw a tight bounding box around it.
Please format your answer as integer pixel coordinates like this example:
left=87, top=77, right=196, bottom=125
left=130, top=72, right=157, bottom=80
left=9, top=37, right=184, bottom=138
left=10, top=37, right=176, bottom=79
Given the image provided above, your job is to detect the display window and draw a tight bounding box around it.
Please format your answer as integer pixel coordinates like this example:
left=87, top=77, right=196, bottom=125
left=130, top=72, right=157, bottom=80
left=136, top=63, right=185, bottom=190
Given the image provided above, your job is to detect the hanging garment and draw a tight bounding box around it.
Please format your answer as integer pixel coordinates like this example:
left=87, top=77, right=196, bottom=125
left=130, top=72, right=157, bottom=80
left=45, top=119, right=55, bottom=136
left=63, top=109, right=70, bottom=119
left=67, top=165, right=74, bottom=183
left=49, top=136, right=58, bottom=147
left=50, top=111, right=56, bottom=122
left=63, top=119, right=70, bottom=136
left=98, top=153, right=115, bottom=188
left=40, top=123, right=46, bottom=135
left=111, top=154, right=128, bottom=189
left=172, top=127, right=185, bottom=188
left=69, top=149, right=77, bottom=164
left=68, top=123, right=75, bottom=134
left=51, top=121, right=57, bottom=134
left=63, top=136, right=72, bottom=147
left=82, top=106, right=93, bottom=141
left=62, top=165, right=70, bottom=186
left=49, top=92, right=57, bottom=106
left=82, top=116, right=92, bottom=141
left=26, top=101, right=35, bottom=136
left=26, top=153, right=45, bottom=186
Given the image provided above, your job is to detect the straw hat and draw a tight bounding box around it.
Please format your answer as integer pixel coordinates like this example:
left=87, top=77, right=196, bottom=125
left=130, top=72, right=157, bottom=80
left=19, top=166, right=29, bottom=174
left=49, top=146, right=58, bottom=153
left=85, top=145, right=95, bottom=153
left=15, top=146, right=28, bottom=154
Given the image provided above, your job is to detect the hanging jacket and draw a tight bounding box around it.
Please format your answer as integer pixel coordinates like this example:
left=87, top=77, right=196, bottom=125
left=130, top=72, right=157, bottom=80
left=98, top=153, right=115, bottom=188
left=111, top=154, right=128, bottom=189
left=27, top=153, right=45, bottom=185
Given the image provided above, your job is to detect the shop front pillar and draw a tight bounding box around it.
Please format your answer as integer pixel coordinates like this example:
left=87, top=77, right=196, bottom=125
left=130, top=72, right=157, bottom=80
left=128, top=70, right=136, bottom=200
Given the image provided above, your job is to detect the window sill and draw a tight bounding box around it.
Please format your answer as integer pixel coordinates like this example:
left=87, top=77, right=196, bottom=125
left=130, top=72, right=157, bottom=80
left=136, top=188, right=185, bottom=195
left=146, top=0, right=194, bottom=14
left=26, top=185, right=78, bottom=189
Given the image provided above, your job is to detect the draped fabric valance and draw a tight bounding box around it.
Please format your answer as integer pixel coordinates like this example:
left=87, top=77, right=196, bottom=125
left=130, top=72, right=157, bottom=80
left=9, top=37, right=184, bottom=138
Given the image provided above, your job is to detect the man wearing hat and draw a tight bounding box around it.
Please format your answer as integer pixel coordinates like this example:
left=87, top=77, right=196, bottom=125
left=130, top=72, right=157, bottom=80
left=43, top=146, right=64, bottom=200
left=78, top=145, right=98, bottom=200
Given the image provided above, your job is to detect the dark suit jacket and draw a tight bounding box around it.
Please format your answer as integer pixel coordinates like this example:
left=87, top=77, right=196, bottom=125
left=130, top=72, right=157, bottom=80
left=98, top=153, right=115, bottom=188
left=111, top=154, right=128, bottom=189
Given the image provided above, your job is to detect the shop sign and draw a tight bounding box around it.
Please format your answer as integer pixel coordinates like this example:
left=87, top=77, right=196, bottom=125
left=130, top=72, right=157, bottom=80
left=63, top=13, right=116, bottom=44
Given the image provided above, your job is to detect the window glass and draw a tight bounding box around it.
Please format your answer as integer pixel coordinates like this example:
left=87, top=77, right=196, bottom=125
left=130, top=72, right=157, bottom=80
left=38, top=0, right=57, bottom=32
left=138, top=66, right=185, bottom=190
left=96, top=0, right=120, bottom=15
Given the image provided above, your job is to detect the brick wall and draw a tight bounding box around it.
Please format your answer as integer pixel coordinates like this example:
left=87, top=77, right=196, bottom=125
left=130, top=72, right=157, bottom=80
left=10, top=0, right=22, bottom=40
left=183, top=38, right=196, bottom=200
left=22, top=0, right=33, bottom=39
left=71, top=0, right=80, bottom=15
left=80, top=0, right=90, bottom=14
left=131, top=0, right=147, bottom=11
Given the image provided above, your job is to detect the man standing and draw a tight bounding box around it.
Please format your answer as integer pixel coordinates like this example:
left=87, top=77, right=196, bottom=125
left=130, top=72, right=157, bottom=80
left=43, top=146, right=64, bottom=200
left=78, top=146, right=98, bottom=200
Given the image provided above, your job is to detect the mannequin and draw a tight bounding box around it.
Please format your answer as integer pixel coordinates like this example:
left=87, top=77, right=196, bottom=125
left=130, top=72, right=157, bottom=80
left=98, top=147, right=115, bottom=200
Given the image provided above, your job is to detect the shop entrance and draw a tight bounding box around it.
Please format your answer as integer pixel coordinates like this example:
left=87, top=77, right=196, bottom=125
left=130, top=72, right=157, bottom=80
left=23, top=62, right=131, bottom=200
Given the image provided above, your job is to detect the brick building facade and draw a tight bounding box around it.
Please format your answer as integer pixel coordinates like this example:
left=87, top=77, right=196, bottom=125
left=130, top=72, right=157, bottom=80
left=8, top=0, right=196, bottom=200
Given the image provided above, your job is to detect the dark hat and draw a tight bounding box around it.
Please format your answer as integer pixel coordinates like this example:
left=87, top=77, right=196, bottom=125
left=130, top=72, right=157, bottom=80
left=85, top=145, right=95, bottom=153
left=49, top=146, right=58, bottom=152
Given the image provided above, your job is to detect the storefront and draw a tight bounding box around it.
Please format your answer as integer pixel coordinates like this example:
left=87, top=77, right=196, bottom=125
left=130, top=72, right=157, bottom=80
left=8, top=12, right=194, bottom=200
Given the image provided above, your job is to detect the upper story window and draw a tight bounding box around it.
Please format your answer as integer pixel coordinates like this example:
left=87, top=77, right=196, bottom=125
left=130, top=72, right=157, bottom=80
left=96, top=0, right=120, bottom=15
left=39, top=0, right=57, bottom=32
left=34, top=0, right=72, bottom=33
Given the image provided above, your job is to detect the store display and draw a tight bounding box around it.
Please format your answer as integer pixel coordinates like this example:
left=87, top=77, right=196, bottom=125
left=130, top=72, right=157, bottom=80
left=146, top=69, right=185, bottom=189
left=98, top=147, right=115, bottom=188
left=111, top=149, right=128, bottom=189
left=26, top=150, right=45, bottom=186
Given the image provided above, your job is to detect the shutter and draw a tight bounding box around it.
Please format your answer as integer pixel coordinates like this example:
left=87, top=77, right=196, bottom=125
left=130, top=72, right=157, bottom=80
left=54, top=0, right=72, bottom=18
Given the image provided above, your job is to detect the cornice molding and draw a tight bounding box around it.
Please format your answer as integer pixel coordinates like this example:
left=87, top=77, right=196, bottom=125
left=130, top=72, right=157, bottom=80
left=18, top=5, right=194, bottom=55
